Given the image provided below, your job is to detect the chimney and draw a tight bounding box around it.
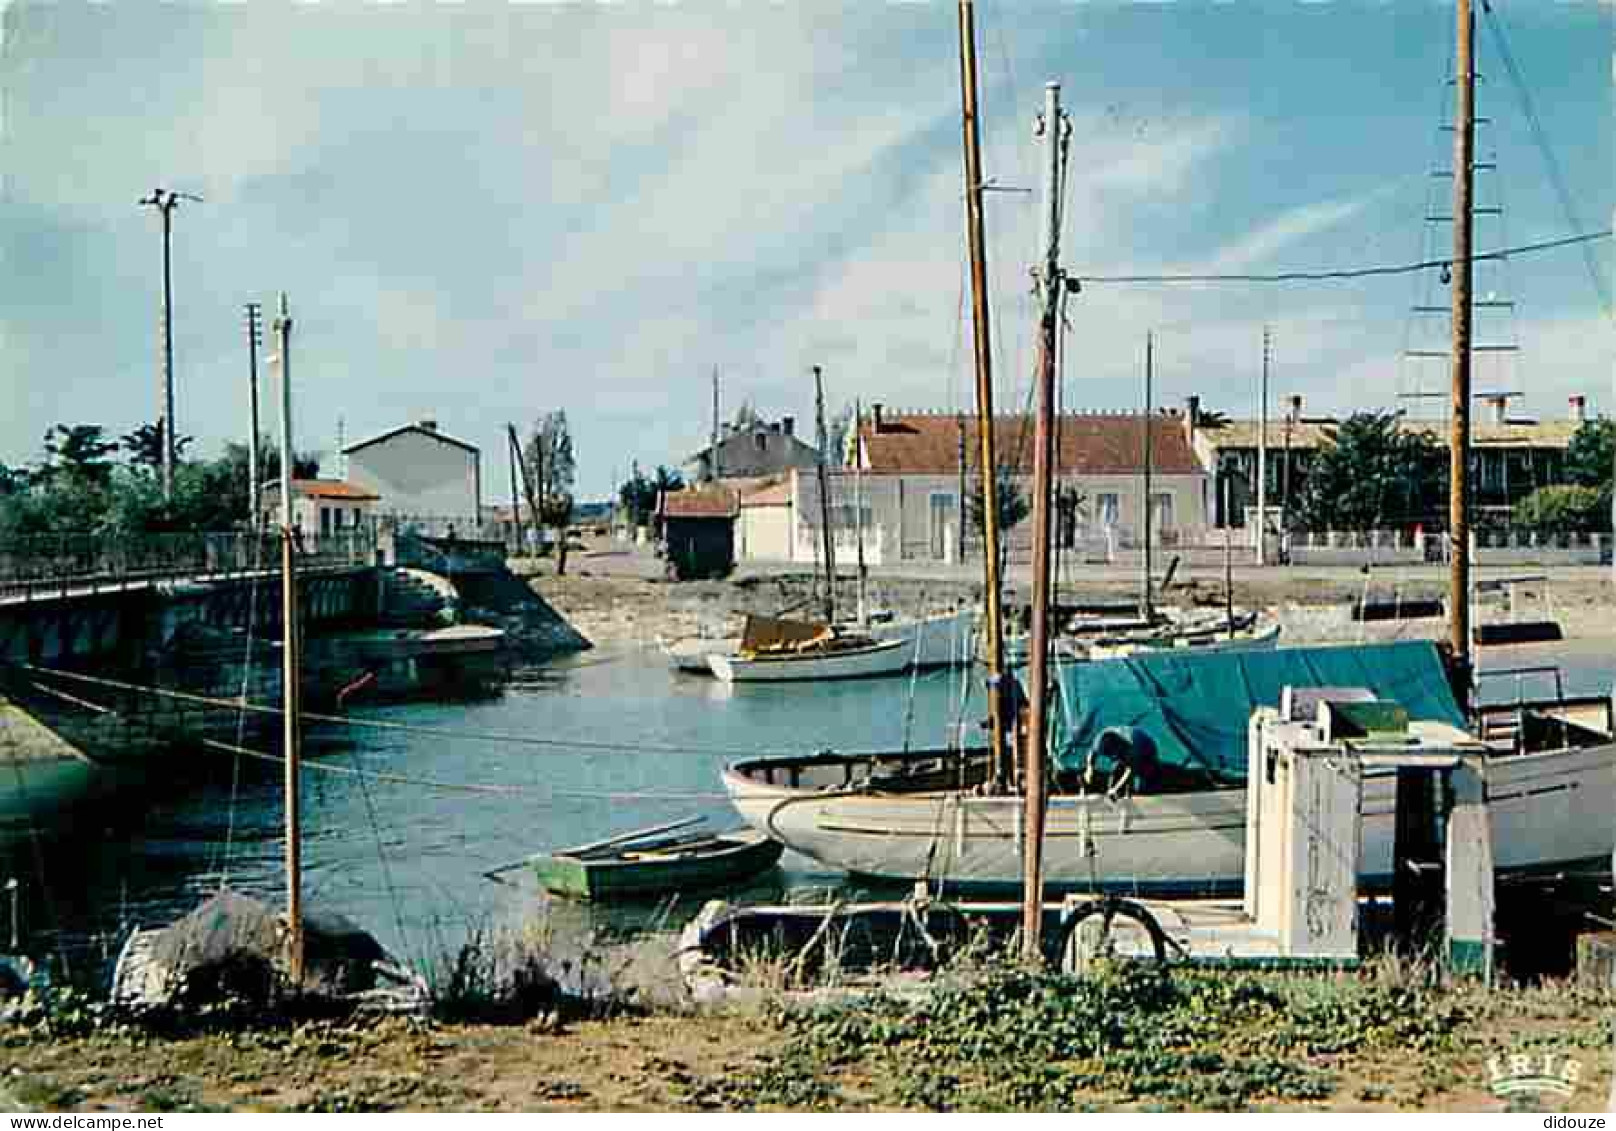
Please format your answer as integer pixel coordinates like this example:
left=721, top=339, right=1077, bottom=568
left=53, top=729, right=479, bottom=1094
left=871, top=403, right=884, bottom=433
left=1287, top=394, right=1303, bottom=422
left=782, top=415, right=795, bottom=437
left=417, top=418, right=438, bottom=433
left=1569, top=394, right=1587, bottom=424
left=1485, top=395, right=1507, bottom=426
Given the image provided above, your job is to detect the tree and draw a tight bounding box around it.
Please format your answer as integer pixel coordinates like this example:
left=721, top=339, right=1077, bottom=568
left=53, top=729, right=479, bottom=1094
left=730, top=400, right=761, bottom=431
left=525, top=411, right=576, bottom=574
left=41, top=424, right=118, bottom=485
left=966, top=467, right=1031, bottom=563
left=825, top=404, right=856, bottom=469
left=1294, top=412, right=1447, bottom=532
left=618, top=465, right=684, bottom=528
left=1513, top=484, right=1610, bottom=535
left=121, top=421, right=194, bottom=475
left=1564, top=418, right=1615, bottom=493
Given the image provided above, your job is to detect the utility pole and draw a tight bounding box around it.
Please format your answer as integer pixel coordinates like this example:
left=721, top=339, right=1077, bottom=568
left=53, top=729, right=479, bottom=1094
left=1023, top=80, right=1068, bottom=963
left=274, top=292, right=303, bottom=986
left=505, top=424, right=527, bottom=555
left=813, top=366, right=837, bottom=625
left=1142, top=332, right=1154, bottom=622
left=1256, top=325, right=1270, bottom=566
left=245, top=302, right=263, bottom=530
left=139, top=188, right=201, bottom=503
left=958, top=0, right=1011, bottom=794
left=1449, top=0, right=1476, bottom=701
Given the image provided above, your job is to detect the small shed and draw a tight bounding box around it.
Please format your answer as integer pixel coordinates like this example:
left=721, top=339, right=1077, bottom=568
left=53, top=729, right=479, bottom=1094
left=659, top=487, right=738, bottom=580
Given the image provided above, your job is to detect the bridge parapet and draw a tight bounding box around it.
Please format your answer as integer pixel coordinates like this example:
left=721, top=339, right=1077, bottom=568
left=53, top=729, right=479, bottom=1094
left=0, top=529, right=375, bottom=604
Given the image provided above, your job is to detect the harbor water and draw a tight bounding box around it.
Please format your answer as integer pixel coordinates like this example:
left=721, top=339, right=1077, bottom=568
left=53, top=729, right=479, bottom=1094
left=13, top=635, right=1613, bottom=983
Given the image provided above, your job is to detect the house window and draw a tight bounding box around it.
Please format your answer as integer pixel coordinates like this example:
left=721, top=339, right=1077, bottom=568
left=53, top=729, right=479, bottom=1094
left=320, top=506, right=333, bottom=537
left=928, top=493, right=957, bottom=560
left=754, top=433, right=766, bottom=452
left=1096, top=493, right=1120, bottom=528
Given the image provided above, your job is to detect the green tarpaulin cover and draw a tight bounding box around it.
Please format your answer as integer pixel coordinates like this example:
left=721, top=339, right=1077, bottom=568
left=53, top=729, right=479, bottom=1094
left=1049, top=641, right=1464, bottom=788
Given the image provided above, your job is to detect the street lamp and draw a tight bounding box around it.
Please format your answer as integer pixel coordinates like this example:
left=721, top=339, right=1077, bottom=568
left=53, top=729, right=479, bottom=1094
left=138, top=188, right=202, bottom=502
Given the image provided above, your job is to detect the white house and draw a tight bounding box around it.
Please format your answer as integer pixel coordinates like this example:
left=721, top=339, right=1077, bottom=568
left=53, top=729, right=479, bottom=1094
left=259, top=479, right=380, bottom=547
left=343, top=419, right=482, bottom=535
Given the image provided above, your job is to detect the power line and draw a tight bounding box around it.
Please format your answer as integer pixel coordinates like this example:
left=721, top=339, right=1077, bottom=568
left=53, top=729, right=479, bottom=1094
left=1072, top=229, right=1610, bottom=286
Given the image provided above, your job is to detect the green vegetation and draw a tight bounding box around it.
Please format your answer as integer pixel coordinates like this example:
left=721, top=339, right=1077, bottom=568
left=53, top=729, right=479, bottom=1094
left=1512, top=483, right=1610, bottom=535
left=697, top=960, right=1481, bottom=1111
left=0, top=424, right=319, bottom=540
left=1295, top=412, right=1447, bottom=533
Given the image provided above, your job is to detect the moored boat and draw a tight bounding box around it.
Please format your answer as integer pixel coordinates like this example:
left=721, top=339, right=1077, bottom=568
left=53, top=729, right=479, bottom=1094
left=531, top=824, right=784, bottom=900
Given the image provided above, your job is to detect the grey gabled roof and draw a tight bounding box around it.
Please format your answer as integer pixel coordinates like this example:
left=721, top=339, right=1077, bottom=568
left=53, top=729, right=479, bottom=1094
left=342, top=423, right=479, bottom=457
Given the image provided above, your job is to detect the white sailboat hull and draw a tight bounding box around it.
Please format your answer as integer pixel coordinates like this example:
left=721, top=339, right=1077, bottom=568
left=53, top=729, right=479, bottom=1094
left=867, top=608, right=978, bottom=669
left=708, top=639, right=911, bottom=683
left=725, top=741, right=1615, bottom=895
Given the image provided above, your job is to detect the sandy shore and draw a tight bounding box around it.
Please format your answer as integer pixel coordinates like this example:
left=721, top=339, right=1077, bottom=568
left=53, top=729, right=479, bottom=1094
left=529, top=540, right=1616, bottom=650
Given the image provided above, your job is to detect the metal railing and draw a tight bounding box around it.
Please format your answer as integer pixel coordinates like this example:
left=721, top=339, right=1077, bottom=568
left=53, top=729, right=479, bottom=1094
left=0, top=529, right=376, bottom=602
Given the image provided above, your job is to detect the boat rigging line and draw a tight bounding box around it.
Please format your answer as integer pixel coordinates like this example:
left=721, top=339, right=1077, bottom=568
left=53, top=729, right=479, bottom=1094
left=1071, top=228, right=1610, bottom=286
left=11, top=662, right=837, bottom=761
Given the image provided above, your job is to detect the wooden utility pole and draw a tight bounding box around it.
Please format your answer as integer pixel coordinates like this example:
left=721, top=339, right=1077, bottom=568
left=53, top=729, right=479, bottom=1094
left=1023, top=80, right=1066, bottom=962
left=813, top=366, right=837, bottom=625
left=1142, top=332, right=1154, bottom=621
left=245, top=302, right=263, bottom=530
left=274, top=292, right=303, bottom=985
left=958, top=0, right=1011, bottom=792
left=505, top=425, right=527, bottom=555
left=1449, top=0, right=1476, bottom=701
left=510, top=424, right=543, bottom=563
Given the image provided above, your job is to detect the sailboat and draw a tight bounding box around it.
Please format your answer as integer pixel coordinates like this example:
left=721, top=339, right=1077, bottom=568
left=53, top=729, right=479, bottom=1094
left=722, top=0, right=1615, bottom=897
left=707, top=375, right=974, bottom=683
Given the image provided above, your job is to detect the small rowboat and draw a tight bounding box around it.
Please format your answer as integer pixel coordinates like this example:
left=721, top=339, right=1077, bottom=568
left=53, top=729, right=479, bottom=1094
left=529, top=818, right=785, bottom=901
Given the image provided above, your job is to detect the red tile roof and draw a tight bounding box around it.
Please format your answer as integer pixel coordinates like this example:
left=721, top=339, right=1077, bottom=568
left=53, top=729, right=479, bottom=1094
left=659, top=486, right=738, bottom=519
left=273, top=479, right=380, bottom=501
left=861, top=412, right=1203, bottom=476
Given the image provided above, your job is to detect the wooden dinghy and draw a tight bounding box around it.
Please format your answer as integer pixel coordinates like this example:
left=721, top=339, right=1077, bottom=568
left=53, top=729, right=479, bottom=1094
left=530, top=817, right=784, bottom=901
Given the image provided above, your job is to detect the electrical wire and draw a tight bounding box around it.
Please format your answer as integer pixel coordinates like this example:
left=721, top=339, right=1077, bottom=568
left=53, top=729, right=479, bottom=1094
left=1072, top=229, right=1610, bottom=286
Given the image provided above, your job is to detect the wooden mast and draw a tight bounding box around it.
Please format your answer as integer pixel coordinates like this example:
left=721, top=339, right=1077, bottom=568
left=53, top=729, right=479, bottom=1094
left=813, top=366, right=837, bottom=626
left=1023, top=80, right=1065, bottom=961
left=1142, top=332, right=1154, bottom=621
left=957, top=0, right=1011, bottom=790
left=1448, top=0, right=1476, bottom=704
left=274, top=292, right=303, bottom=985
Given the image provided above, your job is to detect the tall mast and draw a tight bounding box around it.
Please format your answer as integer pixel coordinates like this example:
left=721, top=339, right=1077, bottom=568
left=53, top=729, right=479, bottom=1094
left=274, top=292, right=303, bottom=985
left=1449, top=0, right=1476, bottom=700
left=957, top=0, right=1010, bottom=790
left=813, top=366, right=837, bottom=625
left=1142, top=332, right=1154, bottom=621
left=1023, top=80, right=1066, bottom=961
left=853, top=399, right=868, bottom=625
left=1256, top=325, right=1270, bottom=565
left=506, top=424, right=527, bottom=554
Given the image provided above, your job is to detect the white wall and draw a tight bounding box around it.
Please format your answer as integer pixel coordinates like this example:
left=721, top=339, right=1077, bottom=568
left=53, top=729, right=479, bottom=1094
left=738, top=503, right=795, bottom=562
left=346, top=430, right=481, bottom=526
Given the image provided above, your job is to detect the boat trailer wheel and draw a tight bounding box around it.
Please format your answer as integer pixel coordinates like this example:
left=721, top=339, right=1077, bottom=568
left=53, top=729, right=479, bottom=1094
left=1052, top=896, right=1172, bottom=972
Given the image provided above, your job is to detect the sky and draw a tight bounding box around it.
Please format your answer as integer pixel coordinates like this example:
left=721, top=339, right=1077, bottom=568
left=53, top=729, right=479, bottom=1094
left=1, top=0, right=1611, bottom=502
